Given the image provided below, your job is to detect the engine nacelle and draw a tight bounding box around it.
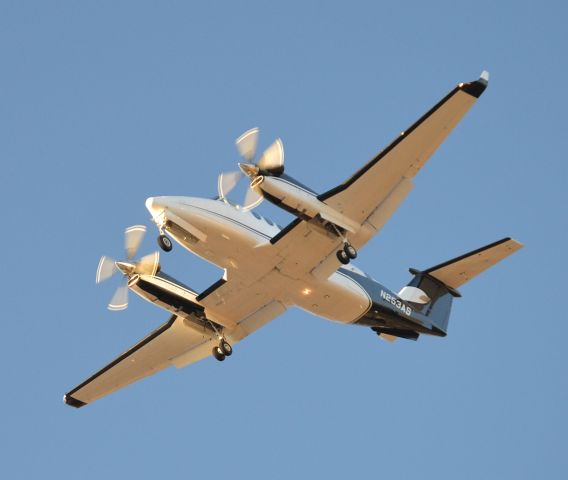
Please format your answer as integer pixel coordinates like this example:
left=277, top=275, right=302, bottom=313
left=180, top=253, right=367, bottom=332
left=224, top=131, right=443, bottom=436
left=258, top=176, right=360, bottom=233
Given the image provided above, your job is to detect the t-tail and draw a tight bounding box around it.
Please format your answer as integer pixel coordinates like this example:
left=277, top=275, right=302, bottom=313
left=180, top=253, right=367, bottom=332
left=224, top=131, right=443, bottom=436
left=353, top=237, right=523, bottom=342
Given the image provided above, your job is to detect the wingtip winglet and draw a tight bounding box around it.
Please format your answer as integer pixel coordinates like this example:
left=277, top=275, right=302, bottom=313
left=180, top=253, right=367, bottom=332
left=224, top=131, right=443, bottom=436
left=63, top=394, right=87, bottom=408
left=508, top=237, right=524, bottom=250
left=460, top=70, right=490, bottom=98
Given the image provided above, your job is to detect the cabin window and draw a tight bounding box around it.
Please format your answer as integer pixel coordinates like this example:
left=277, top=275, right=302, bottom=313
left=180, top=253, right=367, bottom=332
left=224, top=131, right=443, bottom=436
left=252, top=211, right=261, bottom=220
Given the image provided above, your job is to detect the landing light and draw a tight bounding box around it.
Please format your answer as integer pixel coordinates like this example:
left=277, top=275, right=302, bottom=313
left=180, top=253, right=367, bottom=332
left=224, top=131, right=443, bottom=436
left=302, top=288, right=312, bottom=296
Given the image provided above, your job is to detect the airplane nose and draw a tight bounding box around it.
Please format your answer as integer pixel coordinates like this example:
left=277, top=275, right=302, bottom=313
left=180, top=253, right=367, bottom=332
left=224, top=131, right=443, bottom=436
left=145, top=197, right=166, bottom=217
left=144, top=196, right=207, bottom=242
left=145, top=196, right=156, bottom=213
left=145, top=196, right=186, bottom=219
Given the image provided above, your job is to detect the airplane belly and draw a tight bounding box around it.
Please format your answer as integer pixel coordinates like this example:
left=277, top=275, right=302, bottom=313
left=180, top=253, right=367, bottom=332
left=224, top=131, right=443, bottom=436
left=166, top=204, right=268, bottom=269
left=290, top=271, right=372, bottom=324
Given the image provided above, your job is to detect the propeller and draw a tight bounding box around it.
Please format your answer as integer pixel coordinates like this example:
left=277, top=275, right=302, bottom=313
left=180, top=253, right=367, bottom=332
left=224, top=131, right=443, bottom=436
left=217, top=128, right=284, bottom=211
left=96, top=225, right=160, bottom=311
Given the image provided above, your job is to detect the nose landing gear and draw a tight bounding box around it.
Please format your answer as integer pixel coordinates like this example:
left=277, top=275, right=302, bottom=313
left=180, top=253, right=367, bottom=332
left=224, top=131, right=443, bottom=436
left=157, top=234, right=173, bottom=252
left=153, top=214, right=173, bottom=252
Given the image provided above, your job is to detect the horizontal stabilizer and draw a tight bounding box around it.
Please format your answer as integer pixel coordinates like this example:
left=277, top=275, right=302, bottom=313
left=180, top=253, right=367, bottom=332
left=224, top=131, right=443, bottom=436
left=422, top=238, right=523, bottom=289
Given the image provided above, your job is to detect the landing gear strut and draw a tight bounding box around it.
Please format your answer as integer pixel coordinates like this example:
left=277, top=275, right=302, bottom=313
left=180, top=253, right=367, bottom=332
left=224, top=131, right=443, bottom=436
left=157, top=234, right=173, bottom=252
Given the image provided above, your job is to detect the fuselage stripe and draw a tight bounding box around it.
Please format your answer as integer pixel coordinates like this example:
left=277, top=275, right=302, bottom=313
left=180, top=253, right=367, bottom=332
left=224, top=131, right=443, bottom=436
left=335, top=270, right=373, bottom=322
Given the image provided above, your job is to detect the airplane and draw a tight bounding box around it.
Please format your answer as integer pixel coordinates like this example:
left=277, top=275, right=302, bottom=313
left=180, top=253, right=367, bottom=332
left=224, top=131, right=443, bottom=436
left=64, top=71, right=523, bottom=408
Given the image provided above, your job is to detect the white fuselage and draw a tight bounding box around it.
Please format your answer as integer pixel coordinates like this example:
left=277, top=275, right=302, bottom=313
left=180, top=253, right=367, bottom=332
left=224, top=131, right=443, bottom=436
left=145, top=196, right=373, bottom=325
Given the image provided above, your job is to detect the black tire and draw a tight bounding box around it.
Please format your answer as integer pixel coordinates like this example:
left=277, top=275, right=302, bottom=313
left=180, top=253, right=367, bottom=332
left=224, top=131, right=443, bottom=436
left=220, top=340, right=233, bottom=356
left=158, top=234, right=173, bottom=252
left=212, top=346, right=226, bottom=361
left=336, top=249, right=350, bottom=265
left=344, top=243, right=357, bottom=260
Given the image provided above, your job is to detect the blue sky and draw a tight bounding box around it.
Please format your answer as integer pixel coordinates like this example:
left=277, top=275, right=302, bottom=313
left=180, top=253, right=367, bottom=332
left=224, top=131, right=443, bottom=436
left=1, top=1, right=566, bottom=478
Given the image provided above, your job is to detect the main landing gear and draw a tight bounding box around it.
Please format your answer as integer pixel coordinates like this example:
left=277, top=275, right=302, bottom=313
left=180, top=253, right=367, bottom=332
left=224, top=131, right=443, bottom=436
left=212, top=339, right=233, bottom=362
left=157, top=234, right=173, bottom=252
left=328, top=223, right=357, bottom=265
left=205, top=317, right=233, bottom=362
left=336, top=242, right=358, bottom=265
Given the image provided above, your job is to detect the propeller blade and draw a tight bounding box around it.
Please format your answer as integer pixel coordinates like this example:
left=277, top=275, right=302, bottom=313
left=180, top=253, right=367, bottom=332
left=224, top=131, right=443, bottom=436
left=257, top=138, right=284, bottom=175
left=125, top=225, right=146, bottom=260
left=235, top=128, right=259, bottom=162
left=96, top=256, right=117, bottom=284
left=241, top=186, right=264, bottom=211
left=108, top=280, right=129, bottom=311
left=137, top=251, right=160, bottom=276
left=218, top=171, right=243, bottom=202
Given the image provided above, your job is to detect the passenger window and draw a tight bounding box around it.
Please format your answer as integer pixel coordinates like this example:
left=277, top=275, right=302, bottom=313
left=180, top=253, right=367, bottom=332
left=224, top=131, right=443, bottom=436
left=252, top=211, right=261, bottom=220
left=266, top=217, right=274, bottom=226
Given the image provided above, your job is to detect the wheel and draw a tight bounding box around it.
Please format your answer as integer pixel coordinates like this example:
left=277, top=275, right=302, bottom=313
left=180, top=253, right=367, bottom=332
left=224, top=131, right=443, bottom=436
left=220, top=340, right=233, bottom=356
left=212, top=346, right=226, bottom=361
left=344, top=243, right=357, bottom=260
left=336, top=249, right=350, bottom=265
left=158, top=234, right=173, bottom=252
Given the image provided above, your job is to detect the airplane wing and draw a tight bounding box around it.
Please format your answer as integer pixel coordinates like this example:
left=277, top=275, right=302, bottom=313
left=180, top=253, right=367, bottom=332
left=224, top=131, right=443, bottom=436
left=65, top=300, right=285, bottom=408
left=319, top=72, right=489, bottom=229
left=64, top=315, right=214, bottom=407
left=266, top=73, right=490, bottom=280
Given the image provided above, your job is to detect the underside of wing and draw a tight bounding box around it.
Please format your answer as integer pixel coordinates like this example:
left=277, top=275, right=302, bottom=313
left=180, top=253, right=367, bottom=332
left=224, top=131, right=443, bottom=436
left=318, top=72, right=489, bottom=229
left=195, top=267, right=288, bottom=331
left=65, top=296, right=287, bottom=408
left=64, top=315, right=215, bottom=408
left=269, top=218, right=345, bottom=280
left=261, top=74, right=490, bottom=282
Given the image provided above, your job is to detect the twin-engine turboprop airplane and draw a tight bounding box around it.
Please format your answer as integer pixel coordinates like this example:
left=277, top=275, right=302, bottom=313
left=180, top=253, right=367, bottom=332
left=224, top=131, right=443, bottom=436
left=64, top=71, right=523, bottom=408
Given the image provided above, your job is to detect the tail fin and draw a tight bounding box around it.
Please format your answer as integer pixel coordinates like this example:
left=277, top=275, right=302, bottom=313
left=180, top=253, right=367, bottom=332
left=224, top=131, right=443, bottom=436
left=400, top=237, right=523, bottom=335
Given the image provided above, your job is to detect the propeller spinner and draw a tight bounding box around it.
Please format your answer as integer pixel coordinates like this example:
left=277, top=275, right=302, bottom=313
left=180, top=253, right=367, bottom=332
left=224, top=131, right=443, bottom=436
left=96, top=225, right=160, bottom=311
left=218, top=128, right=284, bottom=211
